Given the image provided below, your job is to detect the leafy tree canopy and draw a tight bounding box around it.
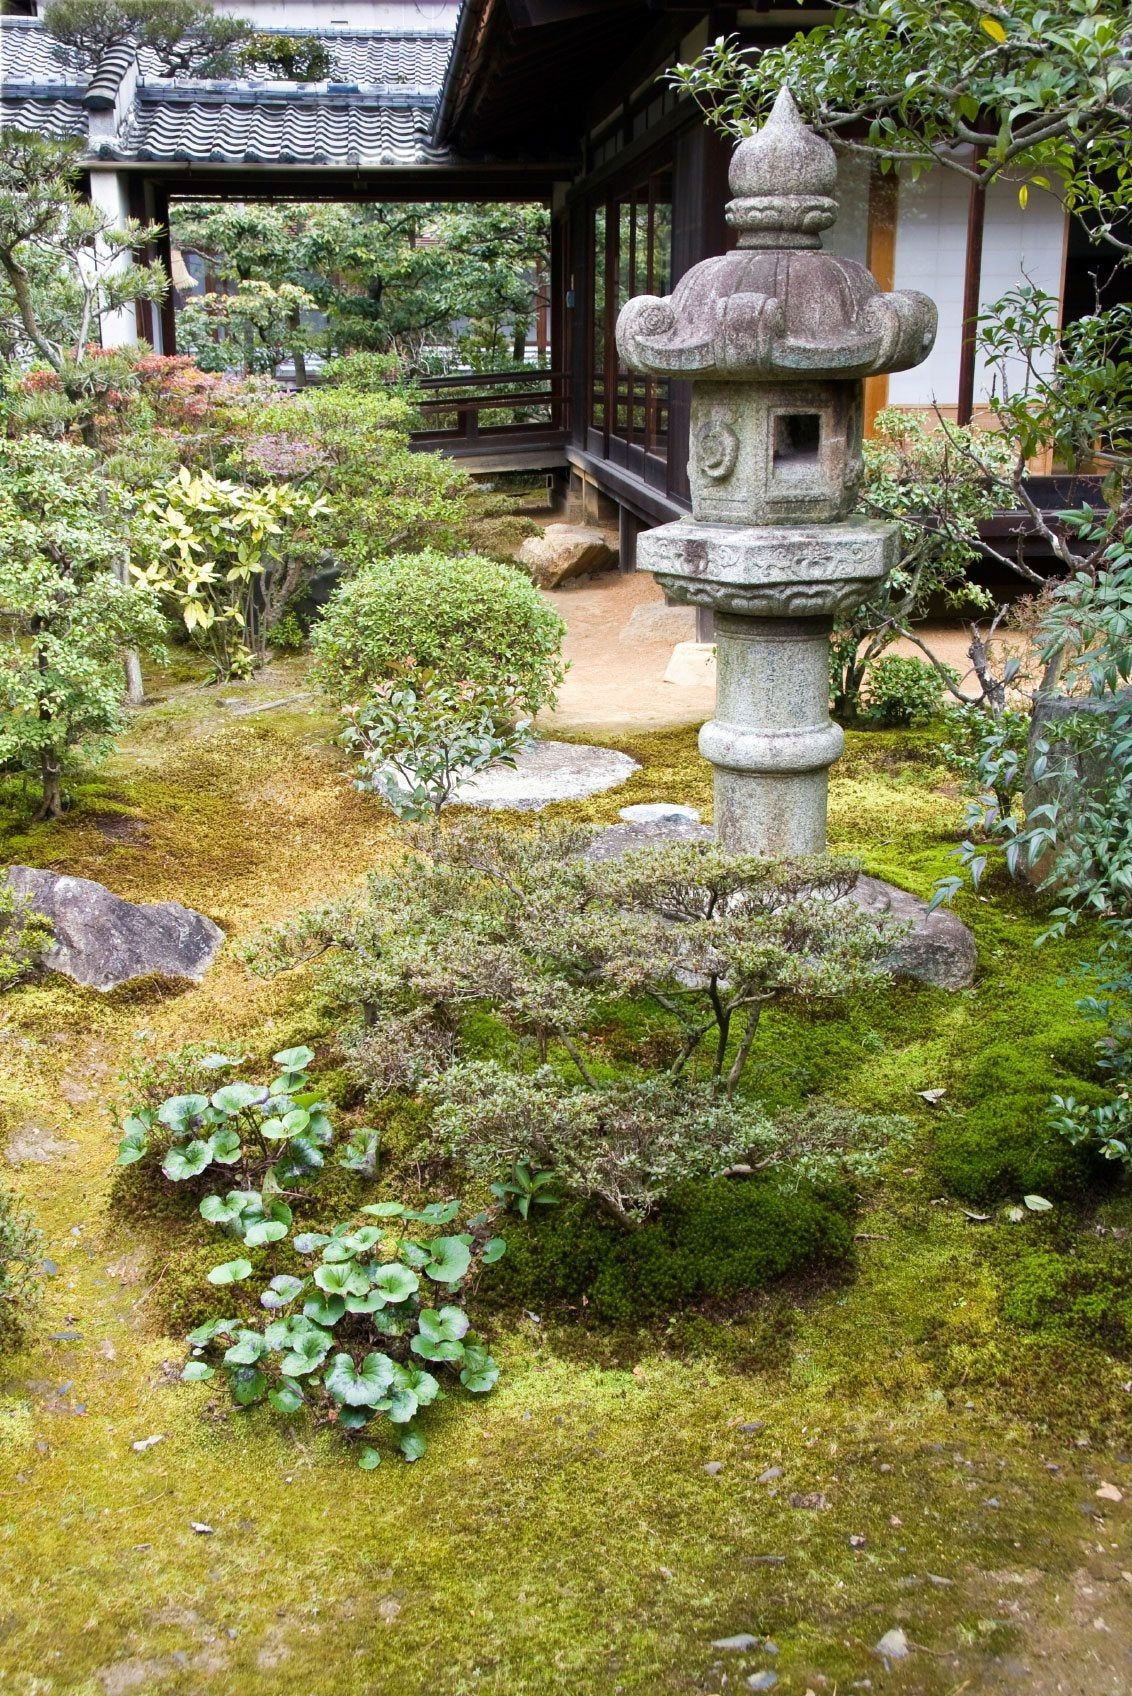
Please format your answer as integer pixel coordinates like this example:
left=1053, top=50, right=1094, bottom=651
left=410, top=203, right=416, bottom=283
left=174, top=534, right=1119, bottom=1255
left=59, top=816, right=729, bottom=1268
left=171, top=200, right=549, bottom=367
left=42, top=0, right=251, bottom=77
left=672, top=0, right=1132, bottom=250
left=0, top=131, right=164, bottom=440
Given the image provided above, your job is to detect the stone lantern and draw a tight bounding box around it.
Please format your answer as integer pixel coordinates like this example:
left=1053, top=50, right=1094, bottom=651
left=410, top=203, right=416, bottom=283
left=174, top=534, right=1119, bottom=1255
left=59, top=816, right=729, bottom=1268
left=616, top=89, right=937, bottom=855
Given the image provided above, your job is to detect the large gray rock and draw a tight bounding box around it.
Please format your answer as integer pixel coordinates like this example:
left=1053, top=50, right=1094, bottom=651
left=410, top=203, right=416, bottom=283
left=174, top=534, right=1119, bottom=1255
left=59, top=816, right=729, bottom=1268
left=582, top=821, right=976, bottom=991
left=453, top=740, right=639, bottom=812
left=516, top=523, right=618, bottom=588
left=852, top=873, right=977, bottom=991
left=3, top=866, right=223, bottom=991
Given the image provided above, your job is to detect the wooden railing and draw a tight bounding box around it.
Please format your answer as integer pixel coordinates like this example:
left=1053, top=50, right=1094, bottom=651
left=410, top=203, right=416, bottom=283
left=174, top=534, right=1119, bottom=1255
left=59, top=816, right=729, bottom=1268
left=410, top=367, right=569, bottom=456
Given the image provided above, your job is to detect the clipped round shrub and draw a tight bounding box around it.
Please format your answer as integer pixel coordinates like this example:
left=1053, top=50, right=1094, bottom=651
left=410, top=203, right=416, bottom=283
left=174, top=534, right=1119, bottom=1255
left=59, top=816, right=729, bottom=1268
left=486, top=1177, right=854, bottom=1323
left=863, top=654, right=952, bottom=727
left=310, top=549, right=566, bottom=717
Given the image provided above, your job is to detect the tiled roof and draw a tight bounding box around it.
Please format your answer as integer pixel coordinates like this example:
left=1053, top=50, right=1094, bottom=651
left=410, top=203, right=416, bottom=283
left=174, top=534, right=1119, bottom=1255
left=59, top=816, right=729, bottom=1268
left=0, top=93, right=87, bottom=140
left=133, top=30, right=453, bottom=92
left=0, top=17, right=458, bottom=168
left=114, top=90, right=448, bottom=167
left=0, top=19, right=83, bottom=83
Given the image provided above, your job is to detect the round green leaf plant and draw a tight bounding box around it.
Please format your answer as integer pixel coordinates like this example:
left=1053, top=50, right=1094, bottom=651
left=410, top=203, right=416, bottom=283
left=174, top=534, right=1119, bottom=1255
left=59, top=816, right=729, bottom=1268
left=182, top=1201, right=505, bottom=1464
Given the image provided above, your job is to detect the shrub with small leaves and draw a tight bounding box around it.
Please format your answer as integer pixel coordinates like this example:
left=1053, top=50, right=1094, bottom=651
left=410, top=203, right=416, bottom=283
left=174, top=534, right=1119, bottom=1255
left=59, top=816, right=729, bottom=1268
left=0, top=1181, right=42, bottom=1346
left=182, top=1198, right=505, bottom=1463
left=310, top=549, right=566, bottom=720
left=0, top=884, right=53, bottom=992
left=343, top=675, right=532, bottom=820
left=862, top=654, right=953, bottom=727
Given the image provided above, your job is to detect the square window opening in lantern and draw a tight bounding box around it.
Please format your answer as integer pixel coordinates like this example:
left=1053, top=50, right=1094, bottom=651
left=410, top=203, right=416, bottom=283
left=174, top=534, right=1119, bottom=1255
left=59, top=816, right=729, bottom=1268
left=773, top=411, right=822, bottom=467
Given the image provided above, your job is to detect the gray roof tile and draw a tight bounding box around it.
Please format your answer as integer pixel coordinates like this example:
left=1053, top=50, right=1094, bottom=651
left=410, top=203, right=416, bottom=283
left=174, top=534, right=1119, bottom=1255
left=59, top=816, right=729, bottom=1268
left=116, top=92, right=447, bottom=166
left=1, top=17, right=456, bottom=166
left=0, top=94, right=87, bottom=140
left=0, top=19, right=84, bottom=83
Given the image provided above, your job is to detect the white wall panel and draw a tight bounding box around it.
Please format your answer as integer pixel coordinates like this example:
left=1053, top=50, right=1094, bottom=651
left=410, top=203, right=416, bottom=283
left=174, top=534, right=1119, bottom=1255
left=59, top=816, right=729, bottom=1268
left=825, top=154, right=870, bottom=266
left=887, top=166, right=1064, bottom=408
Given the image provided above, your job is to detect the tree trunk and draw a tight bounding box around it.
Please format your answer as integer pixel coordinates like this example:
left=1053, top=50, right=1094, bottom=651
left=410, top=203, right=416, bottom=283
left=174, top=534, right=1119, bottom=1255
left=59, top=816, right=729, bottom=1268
left=37, top=747, right=64, bottom=821
left=114, top=555, right=145, bottom=705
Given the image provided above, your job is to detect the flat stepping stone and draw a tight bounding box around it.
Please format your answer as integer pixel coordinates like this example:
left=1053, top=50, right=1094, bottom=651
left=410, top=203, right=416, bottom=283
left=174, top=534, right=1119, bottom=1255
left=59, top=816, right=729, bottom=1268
left=4, top=866, right=223, bottom=992
left=583, top=820, right=977, bottom=991
left=619, top=803, right=701, bottom=824
left=452, top=740, right=638, bottom=811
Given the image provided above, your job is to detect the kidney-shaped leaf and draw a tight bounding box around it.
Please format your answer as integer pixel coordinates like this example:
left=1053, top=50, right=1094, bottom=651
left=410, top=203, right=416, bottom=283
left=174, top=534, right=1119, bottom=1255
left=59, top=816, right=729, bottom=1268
left=417, top=1305, right=470, bottom=1343
left=163, top=1140, right=212, bottom=1182
left=211, top=1082, right=269, bottom=1115
left=459, top=1344, right=500, bottom=1393
left=268, top=1377, right=305, bottom=1415
left=279, top=1327, right=333, bottom=1377
left=273, top=1045, right=315, bottom=1072
left=207, top=1257, right=254, bottom=1286
left=244, top=1218, right=288, bottom=1249
left=325, top=1350, right=396, bottom=1408
left=261, top=1274, right=306, bottom=1310
left=372, top=1263, right=419, bottom=1304
left=424, top=1237, right=471, bottom=1285
left=230, top=1364, right=268, bottom=1405
left=209, top=1127, right=242, bottom=1165
left=158, top=1093, right=209, bottom=1134
left=223, top=1329, right=269, bottom=1367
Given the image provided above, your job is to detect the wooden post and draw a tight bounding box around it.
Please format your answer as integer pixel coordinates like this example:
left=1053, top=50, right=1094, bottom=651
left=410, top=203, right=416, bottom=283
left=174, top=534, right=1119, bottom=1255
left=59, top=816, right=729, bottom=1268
left=618, top=502, right=637, bottom=573
left=956, top=154, right=987, bottom=427
left=863, top=167, right=898, bottom=437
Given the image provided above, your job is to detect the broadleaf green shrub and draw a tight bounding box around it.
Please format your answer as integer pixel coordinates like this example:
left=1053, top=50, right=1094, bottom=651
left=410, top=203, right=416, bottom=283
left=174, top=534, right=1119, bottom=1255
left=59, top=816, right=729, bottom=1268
left=343, top=676, right=531, bottom=819
left=862, top=654, right=952, bottom=727
left=310, top=550, right=566, bottom=718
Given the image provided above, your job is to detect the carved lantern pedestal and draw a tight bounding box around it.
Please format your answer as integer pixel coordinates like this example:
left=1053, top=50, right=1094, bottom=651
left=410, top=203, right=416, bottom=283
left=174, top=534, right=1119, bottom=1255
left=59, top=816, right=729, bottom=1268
left=616, top=88, right=937, bottom=856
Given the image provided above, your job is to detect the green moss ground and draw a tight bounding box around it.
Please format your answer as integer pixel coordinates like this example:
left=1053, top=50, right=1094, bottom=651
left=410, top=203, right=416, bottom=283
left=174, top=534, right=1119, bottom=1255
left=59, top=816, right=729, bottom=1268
left=1, top=674, right=1130, bottom=1695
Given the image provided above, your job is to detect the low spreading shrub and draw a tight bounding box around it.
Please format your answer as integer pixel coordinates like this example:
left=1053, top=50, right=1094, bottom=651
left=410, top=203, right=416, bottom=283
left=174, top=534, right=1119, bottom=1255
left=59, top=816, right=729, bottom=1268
left=310, top=550, right=566, bottom=719
left=434, top=1065, right=911, bottom=1226
left=246, top=822, right=898, bottom=1105
left=487, top=1178, right=854, bottom=1323
left=0, top=884, right=53, bottom=991
left=0, top=1181, right=42, bottom=1345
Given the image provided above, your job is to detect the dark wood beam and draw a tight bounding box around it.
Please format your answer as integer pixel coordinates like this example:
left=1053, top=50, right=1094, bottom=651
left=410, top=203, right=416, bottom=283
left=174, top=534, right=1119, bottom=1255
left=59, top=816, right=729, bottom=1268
left=957, top=150, right=987, bottom=426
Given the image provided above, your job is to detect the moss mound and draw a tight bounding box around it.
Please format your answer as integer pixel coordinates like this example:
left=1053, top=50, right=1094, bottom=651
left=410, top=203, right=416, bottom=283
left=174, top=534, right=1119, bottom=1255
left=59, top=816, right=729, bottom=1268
left=931, top=1089, right=1101, bottom=1203
left=489, top=1177, right=855, bottom=1322
left=1000, top=1239, right=1132, bottom=1353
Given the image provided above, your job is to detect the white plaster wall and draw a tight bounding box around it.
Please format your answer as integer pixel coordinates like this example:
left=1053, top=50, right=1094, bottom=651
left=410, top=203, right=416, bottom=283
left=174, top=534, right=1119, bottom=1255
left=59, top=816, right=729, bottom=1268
left=87, top=170, right=138, bottom=349
left=887, top=166, right=1065, bottom=407
left=824, top=153, right=869, bottom=267
left=214, top=1, right=458, bottom=29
